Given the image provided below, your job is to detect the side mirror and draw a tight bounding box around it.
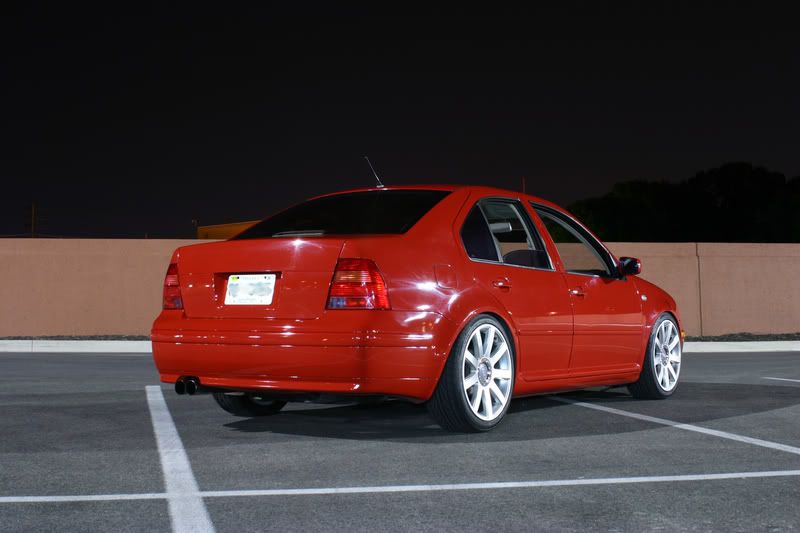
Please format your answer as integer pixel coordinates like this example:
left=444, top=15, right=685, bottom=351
left=619, top=256, right=641, bottom=276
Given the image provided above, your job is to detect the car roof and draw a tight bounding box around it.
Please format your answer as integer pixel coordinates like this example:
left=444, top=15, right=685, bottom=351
left=311, top=184, right=563, bottom=211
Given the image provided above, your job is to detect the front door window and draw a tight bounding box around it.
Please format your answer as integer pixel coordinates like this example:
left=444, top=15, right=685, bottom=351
left=535, top=209, right=613, bottom=277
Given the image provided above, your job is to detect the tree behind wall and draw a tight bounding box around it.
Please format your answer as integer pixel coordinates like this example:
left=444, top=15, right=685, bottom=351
left=568, top=162, right=800, bottom=242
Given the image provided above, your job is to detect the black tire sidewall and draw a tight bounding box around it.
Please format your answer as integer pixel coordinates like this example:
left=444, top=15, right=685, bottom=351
left=213, top=392, right=287, bottom=417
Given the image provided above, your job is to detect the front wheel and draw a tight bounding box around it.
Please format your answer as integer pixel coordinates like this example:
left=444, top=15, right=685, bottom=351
left=427, top=315, right=515, bottom=432
left=629, top=314, right=682, bottom=399
left=212, top=392, right=287, bottom=417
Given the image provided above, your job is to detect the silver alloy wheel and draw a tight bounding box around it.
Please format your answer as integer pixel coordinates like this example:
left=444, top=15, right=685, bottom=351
left=653, top=319, right=681, bottom=391
left=462, top=323, right=513, bottom=421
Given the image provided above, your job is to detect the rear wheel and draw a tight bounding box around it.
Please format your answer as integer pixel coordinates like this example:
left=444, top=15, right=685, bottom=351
left=629, top=314, right=682, bottom=399
left=427, top=315, right=515, bottom=432
left=212, top=392, right=287, bottom=417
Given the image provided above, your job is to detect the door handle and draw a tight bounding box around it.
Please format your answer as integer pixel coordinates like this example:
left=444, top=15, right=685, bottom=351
left=492, top=278, right=512, bottom=289
left=569, top=288, right=585, bottom=298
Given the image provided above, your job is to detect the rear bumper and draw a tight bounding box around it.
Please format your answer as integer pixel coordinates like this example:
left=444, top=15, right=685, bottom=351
left=151, top=310, right=453, bottom=401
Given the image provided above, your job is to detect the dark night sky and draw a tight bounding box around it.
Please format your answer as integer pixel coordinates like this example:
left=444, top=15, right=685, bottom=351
left=1, top=4, right=798, bottom=238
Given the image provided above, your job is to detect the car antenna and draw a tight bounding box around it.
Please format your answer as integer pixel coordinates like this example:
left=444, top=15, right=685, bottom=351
left=364, top=156, right=384, bottom=188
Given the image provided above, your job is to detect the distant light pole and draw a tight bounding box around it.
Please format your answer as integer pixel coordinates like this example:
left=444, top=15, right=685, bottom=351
left=28, top=202, right=37, bottom=238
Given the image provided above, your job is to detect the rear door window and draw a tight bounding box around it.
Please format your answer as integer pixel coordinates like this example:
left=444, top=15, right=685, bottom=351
left=480, top=200, right=552, bottom=269
left=460, top=205, right=499, bottom=262
left=235, top=189, right=451, bottom=239
left=460, top=199, right=552, bottom=269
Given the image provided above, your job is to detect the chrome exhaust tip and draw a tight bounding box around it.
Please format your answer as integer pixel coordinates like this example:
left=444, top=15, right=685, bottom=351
left=185, top=377, right=199, bottom=395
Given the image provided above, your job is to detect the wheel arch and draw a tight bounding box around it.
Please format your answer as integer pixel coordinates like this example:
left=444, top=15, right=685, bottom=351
left=633, top=277, right=684, bottom=363
left=429, top=305, right=520, bottom=393
left=637, top=310, right=682, bottom=371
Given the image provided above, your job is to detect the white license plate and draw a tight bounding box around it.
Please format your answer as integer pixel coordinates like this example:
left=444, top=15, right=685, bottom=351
left=224, top=274, right=276, bottom=305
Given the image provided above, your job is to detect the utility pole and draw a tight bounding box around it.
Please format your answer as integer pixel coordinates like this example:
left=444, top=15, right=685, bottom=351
left=25, top=202, right=50, bottom=237
left=30, top=202, right=36, bottom=238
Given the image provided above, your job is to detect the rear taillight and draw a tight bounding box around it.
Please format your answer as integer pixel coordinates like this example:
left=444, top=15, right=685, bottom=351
left=327, top=258, right=390, bottom=310
left=162, top=263, right=183, bottom=310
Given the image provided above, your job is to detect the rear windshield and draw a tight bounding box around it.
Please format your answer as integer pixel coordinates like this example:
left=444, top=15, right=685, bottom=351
left=234, top=189, right=451, bottom=239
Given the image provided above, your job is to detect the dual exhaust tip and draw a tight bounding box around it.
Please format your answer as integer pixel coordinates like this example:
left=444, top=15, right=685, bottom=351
left=175, top=376, right=202, bottom=395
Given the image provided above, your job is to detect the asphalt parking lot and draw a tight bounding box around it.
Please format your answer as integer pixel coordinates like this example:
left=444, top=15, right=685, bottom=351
left=1, top=351, right=799, bottom=532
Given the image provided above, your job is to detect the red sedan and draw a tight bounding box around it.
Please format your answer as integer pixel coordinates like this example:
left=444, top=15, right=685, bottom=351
left=152, top=185, right=683, bottom=432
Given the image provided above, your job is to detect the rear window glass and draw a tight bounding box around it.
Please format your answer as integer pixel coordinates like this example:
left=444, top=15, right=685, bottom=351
left=234, top=189, right=451, bottom=239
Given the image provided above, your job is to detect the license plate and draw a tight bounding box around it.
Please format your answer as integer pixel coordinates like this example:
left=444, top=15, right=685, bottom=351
left=224, top=274, right=276, bottom=305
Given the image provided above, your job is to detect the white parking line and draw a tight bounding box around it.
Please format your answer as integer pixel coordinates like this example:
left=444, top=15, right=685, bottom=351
left=200, top=469, right=800, bottom=497
left=763, top=377, right=800, bottom=384
left=146, top=386, right=215, bottom=533
left=552, top=396, right=800, bottom=456
left=2, top=469, right=799, bottom=504
left=0, top=493, right=166, bottom=503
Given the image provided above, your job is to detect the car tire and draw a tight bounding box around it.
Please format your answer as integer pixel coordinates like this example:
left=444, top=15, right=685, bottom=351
left=427, top=315, right=515, bottom=432
left=212, top=392, right=287, bottom=417
left=629, top=314, right=682, bottom=399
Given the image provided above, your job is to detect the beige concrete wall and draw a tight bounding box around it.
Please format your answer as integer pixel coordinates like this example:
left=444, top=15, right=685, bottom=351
left=0, top=239, right=197, bottom=336
left=0, top=239, right=797, bottom=336
left=696, top=244, right=800, bottom=336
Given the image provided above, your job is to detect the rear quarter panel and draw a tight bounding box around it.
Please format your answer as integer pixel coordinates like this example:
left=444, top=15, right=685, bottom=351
left=337, top=188, right=524, bottom=385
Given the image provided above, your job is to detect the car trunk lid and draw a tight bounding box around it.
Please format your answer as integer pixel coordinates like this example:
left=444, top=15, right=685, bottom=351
left=176, top=238, right=344, bottom=319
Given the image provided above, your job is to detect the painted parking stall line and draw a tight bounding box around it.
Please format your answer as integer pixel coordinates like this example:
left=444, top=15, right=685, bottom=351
left=199, top=469, right=800, bottom=498
left=552, top=396, right=800, bottom=456
left=763, top=377, right=800, bottom=384
left=0, top=493, right=166, bottom=504
left=146, top=385, right=215, bottom=533
left=2, top=470, right=800, bottom=504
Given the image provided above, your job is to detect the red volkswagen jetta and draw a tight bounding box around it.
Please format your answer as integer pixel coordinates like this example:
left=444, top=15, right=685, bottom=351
left=152, top=185, right=683, bottom=432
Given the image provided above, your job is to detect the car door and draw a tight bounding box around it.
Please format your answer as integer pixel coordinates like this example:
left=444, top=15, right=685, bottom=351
left=531, top=203, right=644, bottom=373
left=459, top=197, right=573, bottom=381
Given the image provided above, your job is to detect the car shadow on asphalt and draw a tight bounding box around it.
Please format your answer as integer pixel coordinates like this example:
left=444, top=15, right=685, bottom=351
left=221, top=382, right=800, bottom=443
